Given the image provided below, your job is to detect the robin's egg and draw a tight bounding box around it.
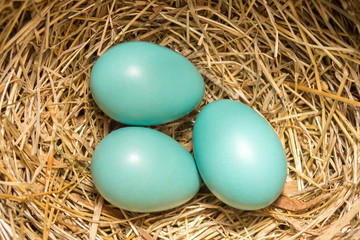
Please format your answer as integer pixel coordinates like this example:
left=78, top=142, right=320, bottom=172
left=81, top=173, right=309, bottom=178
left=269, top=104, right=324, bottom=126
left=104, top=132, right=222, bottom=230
left=193, top=99, right=287, bottom=210
left=91, top=127, right=201, bottom=212
left=90, top=41, right=205, bottom=125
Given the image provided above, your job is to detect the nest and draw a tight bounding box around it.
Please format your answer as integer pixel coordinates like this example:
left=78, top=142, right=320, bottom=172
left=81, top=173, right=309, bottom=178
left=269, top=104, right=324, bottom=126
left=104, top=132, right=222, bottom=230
left=1, top=0, right=360, bottom=239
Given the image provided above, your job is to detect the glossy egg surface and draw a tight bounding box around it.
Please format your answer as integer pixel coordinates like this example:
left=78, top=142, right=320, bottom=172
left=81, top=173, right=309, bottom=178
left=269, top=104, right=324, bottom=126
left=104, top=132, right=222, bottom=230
left=193, top=99, right=287, bottom=210
left=91, top=127, right=201, bottom=212
left=90, top=41, right=205, bottom=125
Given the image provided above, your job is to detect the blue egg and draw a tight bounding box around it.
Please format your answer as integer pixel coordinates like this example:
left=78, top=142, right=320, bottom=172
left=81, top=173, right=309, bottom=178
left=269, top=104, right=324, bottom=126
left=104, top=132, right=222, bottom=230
left=193, top=99, right=287, bottom=210
left=91, top=127, right=201, bottom=212
left=90, top=41, right=205, bottom=125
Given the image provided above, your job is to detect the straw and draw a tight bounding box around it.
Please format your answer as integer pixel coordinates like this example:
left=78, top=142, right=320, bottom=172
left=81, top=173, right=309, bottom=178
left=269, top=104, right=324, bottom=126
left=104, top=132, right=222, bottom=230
left=0, top=0, right=359, bottom=239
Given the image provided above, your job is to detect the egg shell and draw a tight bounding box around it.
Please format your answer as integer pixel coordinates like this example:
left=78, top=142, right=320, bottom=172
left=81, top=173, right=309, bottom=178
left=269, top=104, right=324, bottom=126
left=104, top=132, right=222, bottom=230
left=90, top=41, right=205, bottom=125
left=91, top=127, right=201, bottom=212
left=193, top=99, right=287, bottom=210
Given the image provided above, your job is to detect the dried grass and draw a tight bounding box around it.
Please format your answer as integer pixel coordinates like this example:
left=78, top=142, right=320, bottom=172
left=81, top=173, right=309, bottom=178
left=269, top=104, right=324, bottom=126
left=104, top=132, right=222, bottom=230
left=1, top=0, right=360, bottom=239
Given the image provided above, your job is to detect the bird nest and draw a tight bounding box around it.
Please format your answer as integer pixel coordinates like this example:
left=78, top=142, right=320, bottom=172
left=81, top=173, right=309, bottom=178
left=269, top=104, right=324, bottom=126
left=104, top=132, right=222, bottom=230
left=1, top=0, right=360, bottom=239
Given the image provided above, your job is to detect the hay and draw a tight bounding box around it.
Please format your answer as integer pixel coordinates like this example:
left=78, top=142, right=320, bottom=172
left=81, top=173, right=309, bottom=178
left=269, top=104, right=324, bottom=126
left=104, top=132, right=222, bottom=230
left=0, top=0, right=359, bottom=239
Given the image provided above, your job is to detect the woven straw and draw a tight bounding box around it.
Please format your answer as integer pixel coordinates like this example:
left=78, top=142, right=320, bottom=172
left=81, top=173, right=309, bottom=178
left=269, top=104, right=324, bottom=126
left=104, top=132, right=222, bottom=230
left=1, top=0, right=360, bottom=239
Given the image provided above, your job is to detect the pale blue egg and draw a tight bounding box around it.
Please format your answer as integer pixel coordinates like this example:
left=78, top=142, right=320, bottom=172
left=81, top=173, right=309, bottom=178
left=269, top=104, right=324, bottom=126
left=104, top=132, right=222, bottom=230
left=193, top=99, right=287, bottom=210
left=91, top=127, right=201, bottom=212
left=90, top=41, right=205, bottom=125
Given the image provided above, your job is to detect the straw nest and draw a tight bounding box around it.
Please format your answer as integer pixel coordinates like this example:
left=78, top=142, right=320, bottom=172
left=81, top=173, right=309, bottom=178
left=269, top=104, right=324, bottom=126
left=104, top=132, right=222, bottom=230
left=1, top=0, right=360, bottom=239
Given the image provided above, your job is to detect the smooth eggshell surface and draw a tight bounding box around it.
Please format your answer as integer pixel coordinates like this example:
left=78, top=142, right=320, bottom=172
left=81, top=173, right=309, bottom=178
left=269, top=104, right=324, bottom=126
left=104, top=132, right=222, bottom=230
left=90, top=41, right=205, bottom=125
left=193, top=99, right=287, bottom=210
left=91, top=127, right=201, bottom=212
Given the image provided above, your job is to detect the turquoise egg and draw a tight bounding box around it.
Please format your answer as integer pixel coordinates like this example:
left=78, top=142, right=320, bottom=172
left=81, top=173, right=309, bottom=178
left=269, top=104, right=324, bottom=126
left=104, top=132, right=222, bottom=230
left=193, top=100, right=287, bottom=210
left=91, top=127, right=201, bottom=212
left=90, top=41, right=205, bottom=125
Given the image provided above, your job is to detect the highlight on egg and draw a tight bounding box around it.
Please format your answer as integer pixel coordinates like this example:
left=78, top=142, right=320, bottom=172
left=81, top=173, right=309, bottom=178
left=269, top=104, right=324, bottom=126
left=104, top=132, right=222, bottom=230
left=193, top=99, right=287, bottom=210
left=91, top=127, right=201, bottom=212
